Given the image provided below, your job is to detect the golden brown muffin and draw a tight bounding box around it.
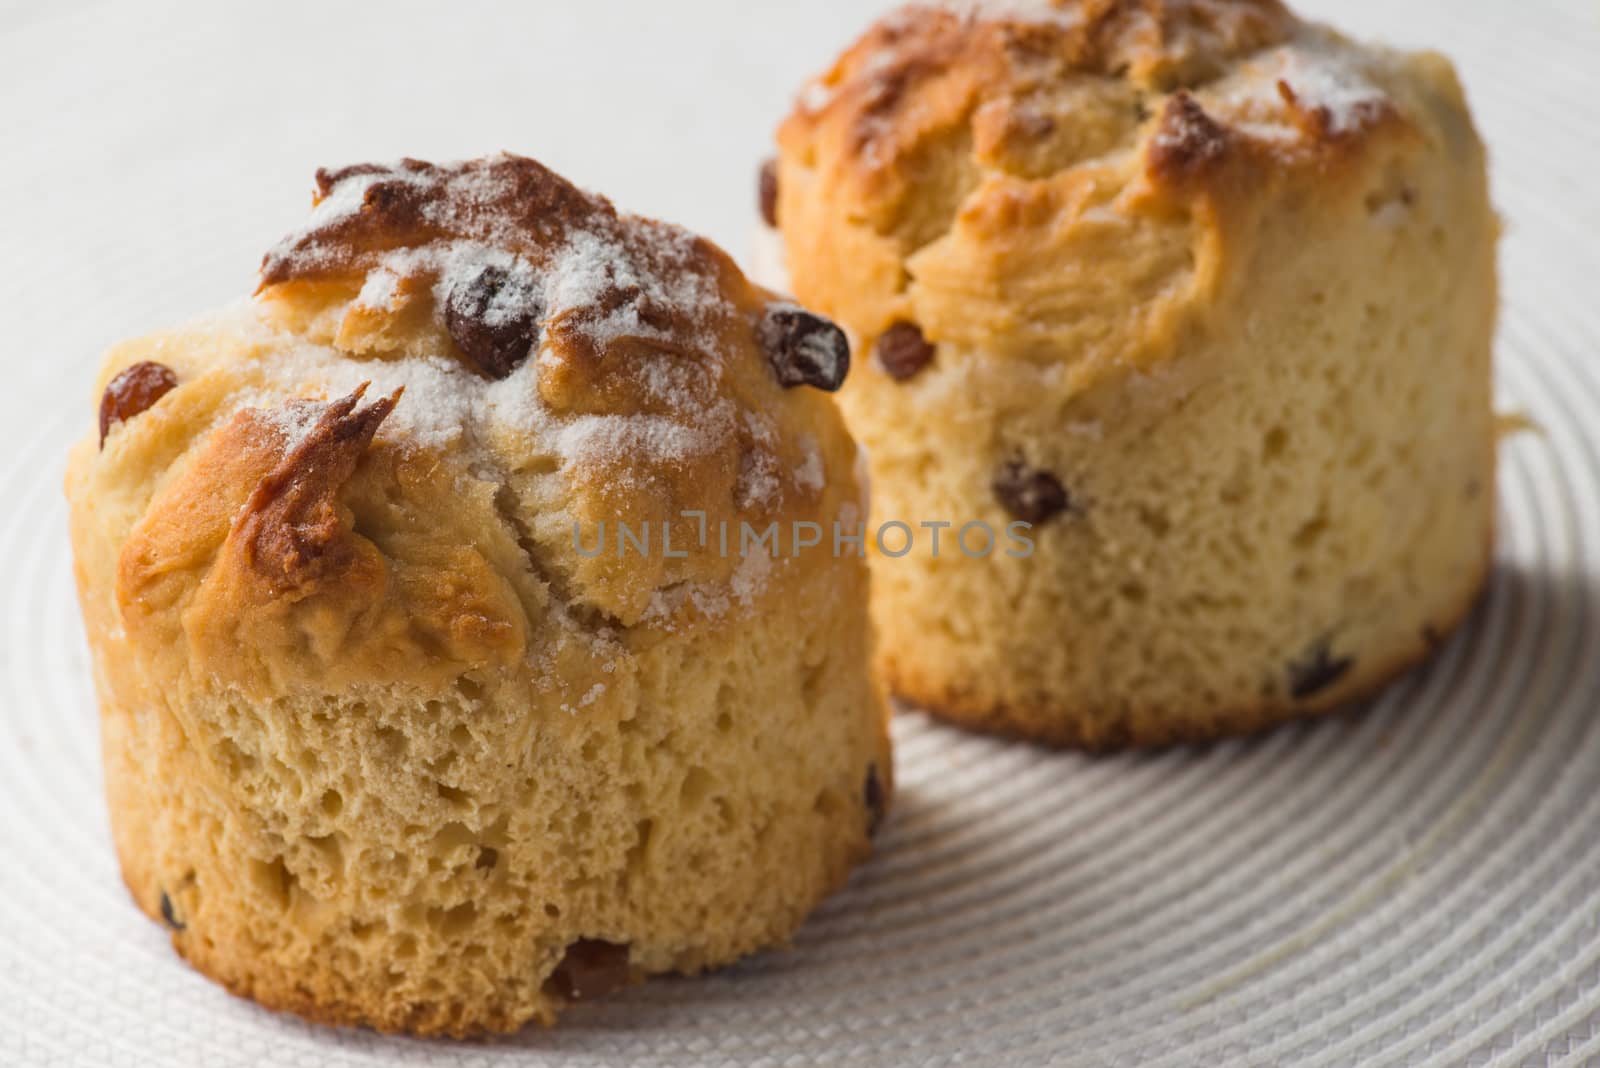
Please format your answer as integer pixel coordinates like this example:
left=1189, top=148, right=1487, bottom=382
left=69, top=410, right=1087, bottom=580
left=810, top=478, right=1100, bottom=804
left=66, top=154, right=890, bottom=1034
left=770, top=0, right=1498, bottom=748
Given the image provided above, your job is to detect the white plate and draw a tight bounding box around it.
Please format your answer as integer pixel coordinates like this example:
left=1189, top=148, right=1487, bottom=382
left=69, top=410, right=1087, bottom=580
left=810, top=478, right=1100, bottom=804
left=3, top=1, right=1598, bottom=1064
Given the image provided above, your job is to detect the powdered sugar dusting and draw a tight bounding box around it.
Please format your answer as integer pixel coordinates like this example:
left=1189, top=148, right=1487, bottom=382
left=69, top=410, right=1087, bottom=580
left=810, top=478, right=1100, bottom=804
left=254, top=395, right=328, bottom=452
left=1218, top=29, right=1393, bottom=140
left=243, top=155, right=815, bottom=635
left=420, top=165, right=521, bottom=242
left=554, top=413, right=711, bottom=470
left=640, top=547, right=781, bottom=627
left=285, top=157, right=750, bottom=478
left=356, top=265, right=402, bottom=310
left=1276, top=47, right=1388, bottom=133
left=635, top=355, right=715, bottom=411
left=737, top=451, right=782, bottom=511
left=271, top=155, right=736, bottom=362
left=799, top=78, right=837, bottom=115
left=730, top=549, right=773, bottom=608
left=259, top=347, right=480, bottom=453
left=270, top=172, right=400, bottom=275
left=736, top=412, right=781, bottom=509
left=545, top=229, right=619, bottom=316
left=211, top=289, right=786, bottom=627
left=794, top=435, right=825, bottom=494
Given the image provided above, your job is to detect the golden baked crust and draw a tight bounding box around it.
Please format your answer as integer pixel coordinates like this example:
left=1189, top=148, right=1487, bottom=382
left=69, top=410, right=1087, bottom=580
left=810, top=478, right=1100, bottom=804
left=773, top=1, right=1498, bottom=746
left=68, top=155, right=890, bottom=1034
left=893, top=551, right=1493, bottom=750
left=776, top=0, right=1423, bottom=375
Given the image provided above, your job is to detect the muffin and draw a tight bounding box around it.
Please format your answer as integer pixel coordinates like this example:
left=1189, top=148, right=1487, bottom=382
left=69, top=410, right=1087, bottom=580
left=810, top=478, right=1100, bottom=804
left=66, top=154, right=889, bottom=1034
left=769, top=0, right=1498, bottom=748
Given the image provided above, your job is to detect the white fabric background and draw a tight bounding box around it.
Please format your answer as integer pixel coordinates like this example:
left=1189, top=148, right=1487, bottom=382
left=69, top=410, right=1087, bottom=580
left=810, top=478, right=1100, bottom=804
left=3, top=1, right=1599, bottom=1064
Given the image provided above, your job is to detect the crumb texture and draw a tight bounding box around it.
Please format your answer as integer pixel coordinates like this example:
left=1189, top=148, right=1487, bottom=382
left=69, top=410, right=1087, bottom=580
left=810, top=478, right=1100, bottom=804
left=775, top=0, right=1498, bottom=746
left=67, top=154, right=889, bottom=1033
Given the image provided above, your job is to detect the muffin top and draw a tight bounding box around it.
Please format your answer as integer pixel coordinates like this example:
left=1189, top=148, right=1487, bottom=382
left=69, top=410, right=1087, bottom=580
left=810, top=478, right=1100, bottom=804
left=775, top=0, right=1474, bottom=375
left=782, top=0, right=1406, bottom=207
left=89, top=155, right=862, bottom=698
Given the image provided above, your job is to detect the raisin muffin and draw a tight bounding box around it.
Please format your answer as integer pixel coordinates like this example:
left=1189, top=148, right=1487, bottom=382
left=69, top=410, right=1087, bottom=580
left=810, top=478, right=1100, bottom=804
left=65, top=154, right=889, bottom=1034
left=769, top=0, right=1498, bottom=748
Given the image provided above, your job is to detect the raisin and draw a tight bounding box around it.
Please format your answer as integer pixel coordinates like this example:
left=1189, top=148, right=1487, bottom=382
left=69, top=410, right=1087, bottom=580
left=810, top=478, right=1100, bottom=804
left=99, top=361, right=178, bottom=447
left=158, top=890, right=186, bottom=932
left=758, top=158, right=780, bottom=228
left=992, top=459, right=1071, bottom=525
left=864, top=764, right=886, bottom=837
left=1288, top=638, right=1353, bottom=700
left=546, top=939, right=631, bottom=1002
left=443, top=263, right=542, bottom=379
left=758, top=304, right=850, bottom=391
left=876, top=321, right=936, bottom=381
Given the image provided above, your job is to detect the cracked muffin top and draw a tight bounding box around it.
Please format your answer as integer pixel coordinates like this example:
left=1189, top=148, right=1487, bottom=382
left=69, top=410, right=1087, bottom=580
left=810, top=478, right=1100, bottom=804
left=80, top=154, right=864, bottom=699
left=774, top=0, right=1472, bottom=380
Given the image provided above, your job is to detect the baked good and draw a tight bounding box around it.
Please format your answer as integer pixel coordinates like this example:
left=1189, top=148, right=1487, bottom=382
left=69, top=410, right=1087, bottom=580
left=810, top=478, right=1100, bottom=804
left=769, top=0, right=1498, bottom=747
left=66, top=154, right=889, bottom=1034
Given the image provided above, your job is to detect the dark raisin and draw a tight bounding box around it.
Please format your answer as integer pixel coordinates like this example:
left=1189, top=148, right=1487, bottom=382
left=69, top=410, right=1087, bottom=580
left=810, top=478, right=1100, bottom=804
left=1288, top=638, right=1353, bottom=700
left=876, top=321, right=936, bottom=381
left=99, top=361, right=178, bottom=448
left=992, top=459, right=1071, bottom=525
left=758, top=305, right=850, bottom=391
left=158, top=890, right=186, bottom=932
left=864, top=764, right=886, bottom=837
left=443, top=263, right=542, bottom=379
left=758, top=158, right=780, bottom=228
left=545, top=939, right=631, bottom=1002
